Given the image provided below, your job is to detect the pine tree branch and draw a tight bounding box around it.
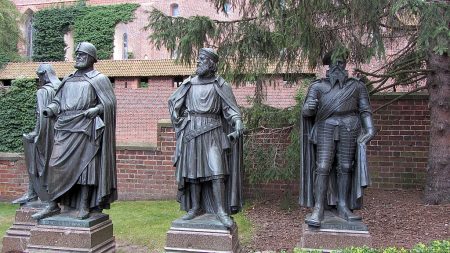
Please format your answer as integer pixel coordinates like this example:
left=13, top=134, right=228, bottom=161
left=373, top=86, right=427, bottom=113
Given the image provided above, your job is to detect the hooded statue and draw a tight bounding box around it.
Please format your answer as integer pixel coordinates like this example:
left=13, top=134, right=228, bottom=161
left=168, top=48, right=244, bottom=228
left=33, top=42, right=117, bottom=220
left=12, top=64, right=61, bottom=205
left=299, top=51, right=376, bottom=227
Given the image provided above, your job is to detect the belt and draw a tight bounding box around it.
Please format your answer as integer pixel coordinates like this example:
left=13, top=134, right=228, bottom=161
left=183, top=120, right=222, bottom=143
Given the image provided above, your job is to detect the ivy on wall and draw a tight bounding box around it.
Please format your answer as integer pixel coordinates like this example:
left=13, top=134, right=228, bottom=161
left=32, top=2, right=139, bottom=62
left=0, top=79, right=36, bottom=152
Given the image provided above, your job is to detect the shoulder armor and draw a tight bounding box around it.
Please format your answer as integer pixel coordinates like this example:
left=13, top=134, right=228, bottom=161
left=309, top=78, right=331, bottom=93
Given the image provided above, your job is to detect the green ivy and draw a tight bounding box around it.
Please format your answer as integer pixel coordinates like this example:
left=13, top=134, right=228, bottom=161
left=74, top=4, right=139, bottom=60
left=242, top=82, right=307, bottom=184
left=0, top=79, right=37, bottom=152
left=32, top=1, right=139, bottom=61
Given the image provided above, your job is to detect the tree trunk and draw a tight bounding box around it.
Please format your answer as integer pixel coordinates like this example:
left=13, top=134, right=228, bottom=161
left=424, top=52, right=450, bottom=204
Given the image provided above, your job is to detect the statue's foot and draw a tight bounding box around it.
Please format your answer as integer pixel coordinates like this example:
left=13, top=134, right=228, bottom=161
left=77, top=208, right=90, bottom=220
left=337, top=205, right=361, bottom=221
left=11, top=193, right=38, bottom=205
left=305, top=207, right=323, bottom=227
left=217, top=212, right=233, bottom=228
left=181, top=208, right=202, bottom=220
left=31, top=205, right=60, bottom=220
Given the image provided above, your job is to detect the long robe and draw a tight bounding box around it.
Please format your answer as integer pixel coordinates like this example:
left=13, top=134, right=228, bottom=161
left=168, top=76, right=243, bottom=214
left=46, top=70, right=117, bottom=209
left=23, top=81, right=60, bottom=201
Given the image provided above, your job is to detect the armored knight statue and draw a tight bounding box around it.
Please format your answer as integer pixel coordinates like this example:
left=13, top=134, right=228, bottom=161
left=32, top=42, right=117, bottom=220
left=299, top=51, right=376, bottom=227
left=168, top=48, right=244, bottom=228
left=12, top=64, right=60, bottom=205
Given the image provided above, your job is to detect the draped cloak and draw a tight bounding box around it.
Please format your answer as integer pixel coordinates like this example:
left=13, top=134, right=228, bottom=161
left=168, top=76, right=243, bottom=215
left=23, top=80, right=61, bottom=201
left=46, top=70, right=117, bottom=209
left=299, top=78, right=371, bottom=210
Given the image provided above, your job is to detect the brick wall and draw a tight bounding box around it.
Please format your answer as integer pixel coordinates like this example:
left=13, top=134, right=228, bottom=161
left=0, top=94, right=430, bottom=201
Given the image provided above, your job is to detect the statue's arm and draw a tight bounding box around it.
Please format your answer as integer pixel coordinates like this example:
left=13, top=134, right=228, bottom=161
left=302, top=84, right=320, bottom=117
left=357, top=83, right=376, bottom=144
left=43, top=91, right=61, bottom=118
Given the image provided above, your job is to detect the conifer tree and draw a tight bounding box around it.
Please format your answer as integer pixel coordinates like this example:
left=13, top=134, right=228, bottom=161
left=147, top=0, right=450, bottom=204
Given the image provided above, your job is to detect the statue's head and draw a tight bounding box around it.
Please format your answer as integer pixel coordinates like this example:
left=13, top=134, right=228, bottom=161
left=323, top=50, right=349, bottom=86
left=36, top=64, right=59, bottom=86
left=196, top=48, right=218, bottom=77
left=74, top=42, right=97, bottom=70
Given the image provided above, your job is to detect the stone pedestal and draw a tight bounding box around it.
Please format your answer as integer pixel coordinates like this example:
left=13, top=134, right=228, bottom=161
left=300, top=211, right=372, bottom=251
left=26, top=212, right=115, bottom=253
left=165, top=214, right=241, bottom=253
left=2, top=202, right=46, bottom=253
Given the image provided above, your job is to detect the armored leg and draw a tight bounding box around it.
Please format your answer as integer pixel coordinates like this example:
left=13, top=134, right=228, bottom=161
left=212, top=178, right=233, bottom=228
left=336, top=126, right=361, bottom=221
left=181, top=183, right=202, bottom=220
left=77, top=185, right=91, bottom=219
left=305, top=174, right=328, bottom=227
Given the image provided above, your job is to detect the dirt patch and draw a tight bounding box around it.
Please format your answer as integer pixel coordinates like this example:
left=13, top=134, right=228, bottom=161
left=243, top=188, right=450, bottom=252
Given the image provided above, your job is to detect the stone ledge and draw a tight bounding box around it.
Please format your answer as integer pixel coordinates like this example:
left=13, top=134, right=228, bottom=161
left=371, top=92, right=428, bottom=100
left=0, top=152, right=24, bottom=161
left=158, top=119, right=173, bottom=128
left=116, top=143, right=157, bottom=151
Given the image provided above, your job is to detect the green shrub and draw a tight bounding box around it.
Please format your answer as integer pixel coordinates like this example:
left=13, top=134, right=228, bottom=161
left=0, top=79, right=36, bottom=152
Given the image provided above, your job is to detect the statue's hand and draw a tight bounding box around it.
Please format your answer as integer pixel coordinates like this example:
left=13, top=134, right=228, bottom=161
left=42, top=108, right=54, bottom=118
left=357, top=128, right=376, bottom=144
left=234, top=119, right=244, bottom=138
left=23, top=132, right=37, bottom=141
left=84, top=107, right=100, bottom=118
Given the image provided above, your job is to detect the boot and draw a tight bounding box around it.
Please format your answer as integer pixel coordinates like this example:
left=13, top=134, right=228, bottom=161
left=31, top=201, right=60, bottom=220
left=181, top=183, right=202, bottom=220
left=12, top=180, right=38, bottom=205
left=337, top=174, right=361, bottom=221
left=77, top=186, right=90, bottom=219
left=305, top=175, right=328, bottom=227
left=212, top=179, right=233, bottom=228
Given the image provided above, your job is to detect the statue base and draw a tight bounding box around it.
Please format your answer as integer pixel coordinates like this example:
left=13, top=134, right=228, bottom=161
left=25, top=212, right=115, bottom=253
left=300, top=210, right=372, bottom=251
left=2, top=202, right=46, bottom=253
left=165, top=213, right=241, bottom=253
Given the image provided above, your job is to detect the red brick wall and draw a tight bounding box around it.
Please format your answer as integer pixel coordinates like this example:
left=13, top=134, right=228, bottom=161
left=0, top=154, right=28, bottom=201
left=0, top=94, right=430, bottom=201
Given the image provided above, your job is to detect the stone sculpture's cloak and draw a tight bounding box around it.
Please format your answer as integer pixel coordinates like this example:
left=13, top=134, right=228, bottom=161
left=47, top=70, right=117, bottom=209
left=168, top=76, right=243, bottom=214
left=23, top=80, right=61, bottom=200
left=299, top=78, right=371, bottom=210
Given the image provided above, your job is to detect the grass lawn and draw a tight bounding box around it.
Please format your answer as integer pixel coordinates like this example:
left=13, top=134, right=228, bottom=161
left=105, top=200, right=253, bottom=251
left=0, top=201, right=253, bottom=252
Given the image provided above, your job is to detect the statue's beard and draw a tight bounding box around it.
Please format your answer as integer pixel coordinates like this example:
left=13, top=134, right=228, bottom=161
left=74, top=60, right=89, bottom=70
left=196, top=64, right=214, bottom=77
left=328, top=66, right=348, bottom=87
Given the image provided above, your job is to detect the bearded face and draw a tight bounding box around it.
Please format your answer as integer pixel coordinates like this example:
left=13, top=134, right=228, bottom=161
left=195, top=54, right=215, bottom=77
left=328, top=60, right=348, bottom=87
left=74, top=52, right=94, bottom=70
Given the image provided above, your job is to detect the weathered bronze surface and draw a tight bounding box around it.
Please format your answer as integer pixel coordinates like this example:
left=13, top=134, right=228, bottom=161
left=168, top=48, right=244, bottom=228
left=299, top=52, right=376, bottom=227
left=32, top=42, right=117, bottom=220
left=12, top=64, right=61, bottom=205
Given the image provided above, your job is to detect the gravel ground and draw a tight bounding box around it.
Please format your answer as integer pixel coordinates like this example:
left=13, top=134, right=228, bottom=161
left=243, top=188, right=450, bottom=252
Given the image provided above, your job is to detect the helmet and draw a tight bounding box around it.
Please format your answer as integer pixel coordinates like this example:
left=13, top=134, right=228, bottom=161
left=75, top=42, right=98, bottom=62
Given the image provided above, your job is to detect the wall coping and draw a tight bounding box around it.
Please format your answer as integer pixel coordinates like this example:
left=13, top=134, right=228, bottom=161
left=0, top=152, right=24, bottom=161
left=158, top=119, right=172, bottom=128
left=371, top=92, right=428, bottom=100
left=116, top=143, right=157, bottom=151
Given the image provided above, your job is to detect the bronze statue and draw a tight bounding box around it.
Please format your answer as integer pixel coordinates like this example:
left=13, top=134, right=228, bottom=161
left=168, top=48, right=244, bottom=228
left=32, top=42, right=117, bottom=220
left=12, top=64, right=60, bottom=205
left=299, top=51, right=375, bottom=227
